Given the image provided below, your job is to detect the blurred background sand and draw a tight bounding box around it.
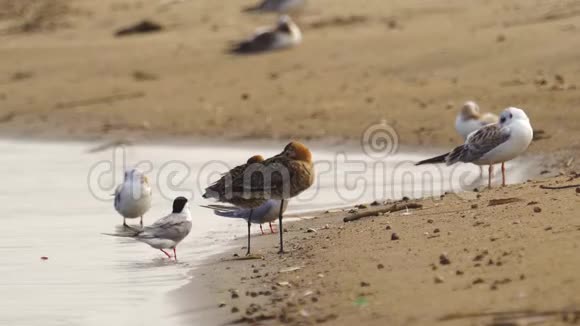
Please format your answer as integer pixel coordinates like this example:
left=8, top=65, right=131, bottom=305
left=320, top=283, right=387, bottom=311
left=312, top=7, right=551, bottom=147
left=0, top=0, right=579, bottom=160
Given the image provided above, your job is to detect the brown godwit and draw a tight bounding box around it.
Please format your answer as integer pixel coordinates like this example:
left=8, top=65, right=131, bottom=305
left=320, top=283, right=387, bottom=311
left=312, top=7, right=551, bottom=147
left=203, top=155, right=267, bottom=255
left=226, top=141, right=314, bottom=253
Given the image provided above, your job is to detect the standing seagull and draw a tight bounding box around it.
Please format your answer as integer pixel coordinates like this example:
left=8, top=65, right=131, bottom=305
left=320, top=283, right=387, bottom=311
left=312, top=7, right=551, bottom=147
left=455, top=101, right=499, bottom=140
left=114, top=168, right=152, bottom=227
left=203, top=199, right=288, bottom=235
left=243, top=0, right=306, bottom=13
left=203, top=155, right=267, bottom=255
left=104, top=197, right=192, bottom=260
left=416, top=107, right=533, bottom=188
left=225, top=141, right=314, bottom=254
left=229, top=15, right=302, bottom=54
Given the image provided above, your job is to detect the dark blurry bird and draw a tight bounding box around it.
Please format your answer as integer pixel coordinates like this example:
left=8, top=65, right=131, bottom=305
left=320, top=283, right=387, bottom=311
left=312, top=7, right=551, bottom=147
left=223, top=141, right=314, bottom=254
left=243, top=0, right=306, bottom=14
left=229, top=15, right=301, bottom=55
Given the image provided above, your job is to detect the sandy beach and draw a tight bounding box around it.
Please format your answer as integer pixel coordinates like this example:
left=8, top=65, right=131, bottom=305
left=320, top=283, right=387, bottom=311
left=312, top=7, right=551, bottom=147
left=2, top=0, right=580, bottom=325
left=179, top=175, right=580, bottom=325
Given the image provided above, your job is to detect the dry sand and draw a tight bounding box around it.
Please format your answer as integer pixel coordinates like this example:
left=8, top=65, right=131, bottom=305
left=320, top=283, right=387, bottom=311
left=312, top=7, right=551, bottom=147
left=184, top=175, right=580, bottom=326
left=2, top=0, right=580, bottom=325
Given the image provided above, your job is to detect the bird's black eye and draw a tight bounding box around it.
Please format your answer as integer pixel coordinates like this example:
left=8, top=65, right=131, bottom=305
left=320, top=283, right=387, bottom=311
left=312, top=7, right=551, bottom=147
left=500, top=117, right=506, bottom=123
left=509, top=113, right=513, bottom=119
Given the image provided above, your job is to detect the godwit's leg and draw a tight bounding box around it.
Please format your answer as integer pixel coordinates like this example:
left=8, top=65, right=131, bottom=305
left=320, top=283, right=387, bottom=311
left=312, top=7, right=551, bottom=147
left=246, top=209, right=253, bottom=256
left=278, top=199, right=285, bottom=254
left=259, top=224, right=265, bottom=235
left=173, top=248, right=177, bottom=260
left=123, top=217, right=128, bottom=227
left=501, top=162, right=506, bottom=187
left=160, top=249, right=171, bottom=258
left=488, top=165, right=493, bottom=189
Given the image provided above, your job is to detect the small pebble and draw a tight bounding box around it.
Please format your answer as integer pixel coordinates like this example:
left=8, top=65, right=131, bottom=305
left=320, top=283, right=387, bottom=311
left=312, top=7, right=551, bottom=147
left=219, top=302, right=226, bottom=308
left=471, top=204, right=478, bottom=209
left=360, top=281, right=370, bottom=287
left=576, top=187, right=580, bottom=194
left=439, top=253, right=451, bottom=265
left=427, top=219, right=434, bottom=224
left=472, top=278, right=485, bottom=285
left=231, top=307, right=239, bottom=313
left=456, top=270, right=464, bottom=276
left=370, top=200, right=380, bottom=206
left=433, top=228, right=440, bottom=234
left=434, top=275, right=445, bottom=284
left=377, top=264, right=384, bottom=270
left=385, top=225, right=392, bottom=230
left=533, top=207, right=542, bottom=213
left=391, top=233, right=400, bottom=240
left=40, top=256, right=48, bottom=260
left=357, top=204, right=368, bottom=209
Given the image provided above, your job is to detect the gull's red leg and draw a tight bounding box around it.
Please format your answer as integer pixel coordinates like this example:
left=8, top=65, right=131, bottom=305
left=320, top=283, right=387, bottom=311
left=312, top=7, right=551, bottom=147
left=173, top=248, right=177, bottom=260
left=269, top=222, right=276, bottom=234
left=260, top=224, right=265, bottom=235
left=160, top=249, right=171, bottom=258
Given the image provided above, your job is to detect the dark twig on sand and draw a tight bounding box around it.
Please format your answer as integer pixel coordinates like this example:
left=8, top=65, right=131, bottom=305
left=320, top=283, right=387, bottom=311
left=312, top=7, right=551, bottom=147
left=488, top=198, right=523, bottom=206
left=343, top=203, right=423, bottom=222
left=540, top=184, right=580, bottom=190
left=439, top=308, right=580, bottom=325
left=115, top=20, right=163, bottom=37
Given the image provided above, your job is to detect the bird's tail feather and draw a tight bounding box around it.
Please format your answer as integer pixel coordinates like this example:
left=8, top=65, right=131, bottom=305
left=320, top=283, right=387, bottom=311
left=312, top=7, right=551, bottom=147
left=415, top=153, right=449, bottom=166
left=102, top=228, right=140, bottom=238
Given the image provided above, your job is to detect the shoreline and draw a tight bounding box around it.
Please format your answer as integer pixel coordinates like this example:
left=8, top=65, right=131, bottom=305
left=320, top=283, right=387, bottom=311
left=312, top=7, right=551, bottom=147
left=177, top=172, right=580, bottom=326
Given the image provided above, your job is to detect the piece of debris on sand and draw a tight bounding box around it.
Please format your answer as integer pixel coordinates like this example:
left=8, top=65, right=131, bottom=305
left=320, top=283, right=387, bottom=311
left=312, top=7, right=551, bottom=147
left=115, top=20, right=163, bottom=37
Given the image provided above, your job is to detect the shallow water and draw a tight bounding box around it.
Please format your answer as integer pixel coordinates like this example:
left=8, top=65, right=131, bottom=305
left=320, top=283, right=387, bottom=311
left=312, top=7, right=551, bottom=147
left=0, top=139, right=534, bottom=326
